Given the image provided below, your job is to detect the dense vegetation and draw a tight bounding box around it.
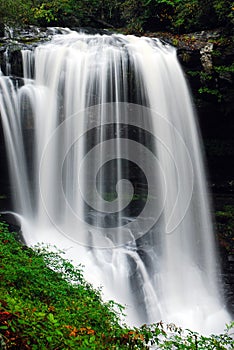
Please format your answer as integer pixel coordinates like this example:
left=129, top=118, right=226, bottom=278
left=0, top=220, right=233, bottom=349
left=0, top=0, right=233, bottom=34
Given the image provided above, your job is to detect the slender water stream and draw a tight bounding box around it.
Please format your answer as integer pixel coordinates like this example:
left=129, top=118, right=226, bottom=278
left=0, top=30, right=231, bottom=333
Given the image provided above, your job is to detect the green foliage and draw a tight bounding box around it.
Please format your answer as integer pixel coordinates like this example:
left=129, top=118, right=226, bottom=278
left=173, top=0, right=212, bottom=32
left=0, top=220, right=233, bottom=349
left=33, top=3, right=58, bottom=24
left=186, top=48, right=234, bottom=103
left=213, top=0, right=234, bottom=27
left=120, top=0, right=234, bottom=33
left=121, top=0, right=178, bottom=33
left=173, top=0, right=234, bottom=32
left=31, top=0, right=84, bottom=26
left=0, top=0, right=33, bottom=27
left=187, top=69, right=223, bottom=102
left=214, top=63, right=234, bottom=74
left=120, top=0, right=146, bottom=33
left=0, top=0, right=233, bottom=33
left=0, top=220, right=130, bottom=349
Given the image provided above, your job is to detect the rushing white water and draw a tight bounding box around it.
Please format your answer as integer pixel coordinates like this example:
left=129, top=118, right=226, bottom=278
left=0, top=30, right=231, bottom=333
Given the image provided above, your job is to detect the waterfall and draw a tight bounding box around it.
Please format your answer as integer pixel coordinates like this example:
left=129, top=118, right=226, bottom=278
left=0, top=30, right=231, bottom=333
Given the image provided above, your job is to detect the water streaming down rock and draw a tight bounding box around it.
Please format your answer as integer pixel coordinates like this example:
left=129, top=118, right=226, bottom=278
left=0, top=30, right=231, bottom=333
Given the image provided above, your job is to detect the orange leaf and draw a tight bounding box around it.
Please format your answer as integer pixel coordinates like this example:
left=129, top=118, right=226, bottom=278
left=69, top=327, right=78, bottom=336
left=64, top=325, right=73, bottom=329
left=79, top=327, right=87, bottom=332
left=69, top=330, right=77, bottom=337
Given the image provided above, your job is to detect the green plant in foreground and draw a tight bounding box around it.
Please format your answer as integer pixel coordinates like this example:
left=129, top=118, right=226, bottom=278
left=0, top=220, right=233, bottom=349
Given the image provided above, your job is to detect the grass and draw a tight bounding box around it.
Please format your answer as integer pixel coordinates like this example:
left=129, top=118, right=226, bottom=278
left=0, top=219, right=233, bottom=349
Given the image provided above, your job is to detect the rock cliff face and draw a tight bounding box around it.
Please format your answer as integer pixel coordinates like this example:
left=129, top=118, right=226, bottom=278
left=176, top=29, right=234, bottom=143
left=156, top=29, right=234, bottom=192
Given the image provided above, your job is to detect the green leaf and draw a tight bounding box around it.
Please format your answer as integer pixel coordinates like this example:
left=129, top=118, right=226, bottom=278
left=35, top=312, right=46, bottom=317
left=47, top=313, right=55, bottom=323
left=0, top=325, right=8, bottom=329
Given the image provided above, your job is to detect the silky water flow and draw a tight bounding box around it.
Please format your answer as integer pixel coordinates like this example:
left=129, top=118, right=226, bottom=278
left=0, top=31, right=231, bottom=333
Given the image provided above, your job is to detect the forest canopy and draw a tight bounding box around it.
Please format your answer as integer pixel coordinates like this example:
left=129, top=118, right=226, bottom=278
left=0, top=0, right=233, bottom=33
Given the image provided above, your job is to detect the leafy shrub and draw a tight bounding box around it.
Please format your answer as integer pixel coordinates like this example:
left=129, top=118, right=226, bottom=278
left=173, top=0, right=234, bottom=32
left=0, top=0, right=234, bottom=33
left=0, top=219, right=234, bottom=349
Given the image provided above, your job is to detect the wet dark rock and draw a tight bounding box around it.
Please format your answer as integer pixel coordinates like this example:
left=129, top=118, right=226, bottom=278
left=221, top=255, right=234, bottom=316
left=174, top=31, right=234, bottom=191
left=0, top=26, right=51, bottom=77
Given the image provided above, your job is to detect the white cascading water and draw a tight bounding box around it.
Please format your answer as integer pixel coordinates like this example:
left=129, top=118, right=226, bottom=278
left=0, top=30, right=231, bottom=333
